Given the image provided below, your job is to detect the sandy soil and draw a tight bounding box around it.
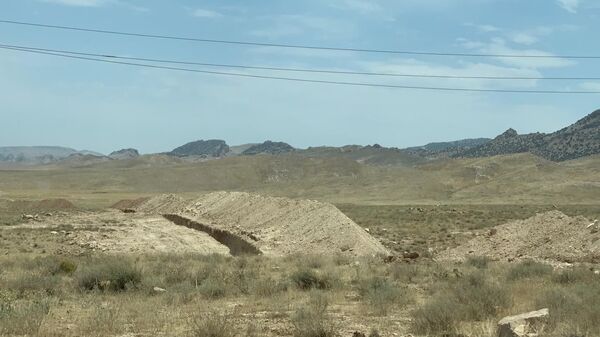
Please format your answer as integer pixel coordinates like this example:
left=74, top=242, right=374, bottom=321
left=1, top=210, right=230, bottom=256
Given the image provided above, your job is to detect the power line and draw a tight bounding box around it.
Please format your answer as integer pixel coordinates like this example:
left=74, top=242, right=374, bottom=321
left=1, top=19, right=599, bottom=60
left=2, top=43, right=599, bottom=81
left=1, top=45, right=598, bottom=94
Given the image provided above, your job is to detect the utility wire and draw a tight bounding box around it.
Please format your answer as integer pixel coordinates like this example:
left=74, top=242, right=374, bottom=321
left=1, top=43, right=599, bottom=81
left=1, top=19, right=599, bottom=59
left=1, top=45, right=598, bottom=94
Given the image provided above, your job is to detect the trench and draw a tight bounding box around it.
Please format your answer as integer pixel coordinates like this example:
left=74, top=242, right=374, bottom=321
left=163, top=214, right=262, bottom=256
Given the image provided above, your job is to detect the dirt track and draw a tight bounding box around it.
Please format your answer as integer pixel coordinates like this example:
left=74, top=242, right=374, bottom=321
left=1, top=210, right=230, bottom=256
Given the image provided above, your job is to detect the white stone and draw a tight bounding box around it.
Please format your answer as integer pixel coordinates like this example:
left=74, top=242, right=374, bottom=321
left=497, top=308, right=549, bottom=337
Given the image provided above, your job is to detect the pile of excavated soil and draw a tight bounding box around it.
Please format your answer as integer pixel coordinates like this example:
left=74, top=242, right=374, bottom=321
left=36, top=198, right=75, bottom=209
left=172, top=191, right=390, bottom=257
left=439, top=211, right=600, bottom=263
left=111, top=197, right=150, bottom=210
left=133, top=194, right=187, bottom=214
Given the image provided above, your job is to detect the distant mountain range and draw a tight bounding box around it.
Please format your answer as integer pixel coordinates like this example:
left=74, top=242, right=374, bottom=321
left=2, top=109, right=598, bottom=166
left=0, top=146, right=103, bottom=164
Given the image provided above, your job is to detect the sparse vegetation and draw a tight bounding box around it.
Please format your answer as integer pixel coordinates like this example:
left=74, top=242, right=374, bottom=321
left=507, top=260, right=553, bottom=281
left=76, top=257, right=142, bottom=292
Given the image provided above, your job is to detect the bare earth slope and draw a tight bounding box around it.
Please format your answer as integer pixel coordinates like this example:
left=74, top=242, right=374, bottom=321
left=439, top=211, right=600, bottom=263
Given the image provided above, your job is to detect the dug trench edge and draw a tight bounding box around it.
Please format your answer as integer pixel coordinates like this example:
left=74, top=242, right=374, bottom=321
left=163, top=214, right=262, bottom=256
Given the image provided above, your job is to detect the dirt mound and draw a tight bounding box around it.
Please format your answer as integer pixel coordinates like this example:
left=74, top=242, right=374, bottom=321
left=175, top=191, right=390, bottom=257
left=111, top=197, right=150, bottom=210
left=133, top=194, right=187, bottom=214
left=36, top=198, right=75, bottom=209
left=440, top=211, right=600, bottom=263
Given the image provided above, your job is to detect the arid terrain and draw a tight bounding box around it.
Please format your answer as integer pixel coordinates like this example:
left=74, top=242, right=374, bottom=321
left=1, top=141, right=598, bottom=337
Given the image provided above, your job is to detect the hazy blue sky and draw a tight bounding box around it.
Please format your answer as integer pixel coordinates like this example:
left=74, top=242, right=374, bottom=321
left=1, top=0, right=599, bottom=154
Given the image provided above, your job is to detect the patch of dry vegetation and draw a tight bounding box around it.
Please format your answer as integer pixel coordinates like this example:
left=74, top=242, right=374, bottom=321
left=1, top=252, right=598, bottom=337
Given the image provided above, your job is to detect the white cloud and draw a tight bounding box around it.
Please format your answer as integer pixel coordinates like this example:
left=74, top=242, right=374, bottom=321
left=557, top=0, right=580, bottom=13
left=460, top=38, right=575, bottom=69
left=512, top=33, right=538, bottom=45
left=39, top=0, right=148, bottom=11
left=41, top=0, right=108, bottom=7
left=335, top=0, right=382, bottom=13
left=464, top=23, right=501, bottom=33
left=360, top=58, right=542, bottom=90
left=579, top=82, right=600, bottom=91
left=250, top=15, right=354, bottom=40
left=191, top=8, right=223, bottom=18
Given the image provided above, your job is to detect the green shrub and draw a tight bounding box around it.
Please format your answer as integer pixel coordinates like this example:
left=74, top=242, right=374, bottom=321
left=292, top=293, right=336, bottom=337
left=466, top=256, right=490, bottom=269
left=552, top=268, right=593, bottom=285
left=189, top=312, right=234, bottom=337
left=8, top=272, right=61, bottom=296
left=251, top=276, right=288, bottom=297
left=412, top=272, right=510, bottom=335
left=291, top=269, right=336, bottom=290
left=77, top=258, right=142, bottom=292
left=536, top=284, right=600, bottom=334
left=358, top=277, right=409, bottom=315
left=198, top=277, right=228, bottom=299
left=507, top=260, right=553, bottom=281
left=0, top=297, right=51, bottom=335
left=412, top=296, right=461, bottom=335
left=453, top=272, right=511, bottom=321
left=53, top=259, right=78, bottom=275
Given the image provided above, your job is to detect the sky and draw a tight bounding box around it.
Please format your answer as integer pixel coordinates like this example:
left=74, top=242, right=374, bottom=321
left=0, top=0, right=599, bottom=154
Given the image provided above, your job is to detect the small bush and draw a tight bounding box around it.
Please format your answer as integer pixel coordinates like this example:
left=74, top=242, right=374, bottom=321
left=412, top=272, right=511, bottom=335
left=412, top=296, right=461, bottom=335
left=8, top=272, right=61, bottom=296
left=466, top=256, right=490, bottom=269
left=0, top=297, right=51, bottom=335
left=189, top=312, right=234, bottom=337
left=507, top=260, right=553, bottom=281
left=536, top=284, right=600, bottom=334
left=77, top=258, right=142, bottom=292
left=390, top=263, right=419, bottom=283
left=251, top=276, right=288, bottom=297
left=358, top=277, right=409, bottom=315
left=198, top=277, right=228, bottom=299
left=453, top=272, right=511, bottom=321
left=552, top=268, right=593, bottom=285
left=292, top=293, right=336, bottom=337
left=291, top=269, right=336, bottom=291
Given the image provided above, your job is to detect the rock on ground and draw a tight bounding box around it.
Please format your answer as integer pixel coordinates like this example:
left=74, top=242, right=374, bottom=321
left=497, top=308, right=549, bottom=337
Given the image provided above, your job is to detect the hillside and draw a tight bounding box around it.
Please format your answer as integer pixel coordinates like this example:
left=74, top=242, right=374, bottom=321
left=457, top=109, right=600, bottom=161
left=0, top=152, right=597, bottom=205
left=298, top=144, right=426, bottom=166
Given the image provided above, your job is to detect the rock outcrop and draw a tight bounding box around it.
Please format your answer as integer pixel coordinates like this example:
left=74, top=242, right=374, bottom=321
left=497, top=308, right=549, bottom=337
left=169, top=140, right=230, bottom=158
left=242, top=141, right=295, bottom=155
left=109, top=148, right=140, bottom=160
